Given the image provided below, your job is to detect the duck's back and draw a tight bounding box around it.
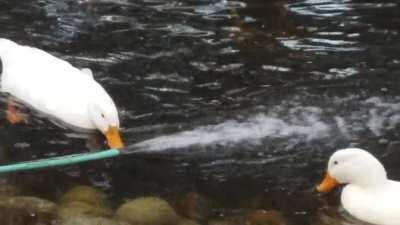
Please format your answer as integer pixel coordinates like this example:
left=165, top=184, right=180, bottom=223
left=0, top=38, right=86, bottom=86
left=342, top=181, right=400, bottom=225
left=0, top=38, right=107, bottom=129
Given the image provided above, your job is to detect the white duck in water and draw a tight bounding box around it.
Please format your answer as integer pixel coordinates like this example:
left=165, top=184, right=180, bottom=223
left=317, top=148, right=400, bottom=225
left=0, top=38, right=124, bottom=148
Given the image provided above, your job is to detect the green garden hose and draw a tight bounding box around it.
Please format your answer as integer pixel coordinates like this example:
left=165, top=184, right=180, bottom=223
left=0, top=148, right=121, bottom=173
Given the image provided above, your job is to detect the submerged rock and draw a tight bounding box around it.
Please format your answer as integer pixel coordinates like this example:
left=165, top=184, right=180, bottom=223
left=60, top=185, right=108, bottom=207
left=57, top=185, right=112, bottom=221
left=57, top=201, right=112, bottom=220
left=0, top=184, right=21, bottom=197
left=208, top=220, right=235, bottom=225
left=208, top=210, right=287, bottom=225
left=316, top=212, right=342, bottom=225
left=208, top=219, right=239, bottom=225
left=115, top=197, right=180, bottom=225
left=0, top=178, right=20, bottom=197
left=244, top=210, right=287, bottom=225
left=0, top=196, right=57, bottom=214
left=0, top=206, right=55, bottom=225
left=57, top=215, right=119, bottom=225
left=0, top=196, right=57, bottom=225
left=176, top=192, right=214, bottom=221
left=177, top=218, right=201, bottom=225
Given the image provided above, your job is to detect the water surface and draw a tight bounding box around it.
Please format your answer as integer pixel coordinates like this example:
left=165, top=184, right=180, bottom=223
left=0, top=0, right=400, bottom=224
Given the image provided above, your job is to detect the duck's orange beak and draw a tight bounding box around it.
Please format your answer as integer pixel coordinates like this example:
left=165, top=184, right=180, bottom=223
left=105, top=126, right=124, bottom=149
left=317, top=172, right=340, bottom=193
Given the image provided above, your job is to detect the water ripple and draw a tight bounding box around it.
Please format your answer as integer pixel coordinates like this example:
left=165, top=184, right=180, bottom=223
left=145, top=86, right=189, bottom=94
left=278, top=37, right=363, bottom=52
left=152, top=0, right=246, bottom=17
left=262, top=65, right=291, bottom=73
left=144, top=73, right=191, bottom=83
left=164, top=24, right=215, bottom=37
left=287, top=0, right=397, bottom=18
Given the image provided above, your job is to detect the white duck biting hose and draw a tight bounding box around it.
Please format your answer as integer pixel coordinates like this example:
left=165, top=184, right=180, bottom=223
left=317, top=148, right=400, bottom=225
left=0, top=38, right=124, bottom=149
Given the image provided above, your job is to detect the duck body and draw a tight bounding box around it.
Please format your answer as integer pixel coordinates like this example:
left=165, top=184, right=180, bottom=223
left=0, top=38, right=123, bottom=148
left=318, top=148, right=400, bottom=225
left=0, top=38, right=110, bottom=129
left=342, top=180, right=400, bottom=225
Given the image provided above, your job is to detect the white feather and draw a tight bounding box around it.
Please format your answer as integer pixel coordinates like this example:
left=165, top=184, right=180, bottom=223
left=326, top=148, right=400, bottom=225
left=0, top=38, right=120, bottom=132
left=81, top=68, right=93, bottom=78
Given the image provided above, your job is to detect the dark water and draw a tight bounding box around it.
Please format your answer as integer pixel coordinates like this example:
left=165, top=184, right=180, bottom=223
left=0, top=0, right=400, bottom=224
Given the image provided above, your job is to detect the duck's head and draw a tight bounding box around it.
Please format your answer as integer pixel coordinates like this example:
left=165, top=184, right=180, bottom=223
left=317, top=148, right=387, bottom=193
left=88, top=101, right=124, bottom=149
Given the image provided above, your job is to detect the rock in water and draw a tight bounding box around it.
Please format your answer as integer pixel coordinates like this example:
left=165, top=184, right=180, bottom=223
left=207, top=219, right=235, bottom=225
left=0, top=177, right=20, bottom=197
left=208, top=210, right=287, bottom=225
left=177, top=218, right=201, bottom=225
left=176, top=192, right=213, bottom=221
left=0, top=207, right=55, bottom=225
left=57, top=185, right=112, bottom=221
left=244, top=210, right=287, bottom=225
left=0, top=196, right=57, bottom=214
left=57, top=201, right=112, bottom=220
left=57, top=215, right=119, bottom=225
left=115, top=197, right=180, bottom=225
left=60, top=185, right=108, bottom=207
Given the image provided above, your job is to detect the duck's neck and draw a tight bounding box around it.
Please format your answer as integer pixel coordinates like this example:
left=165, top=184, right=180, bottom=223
left=353, top=166, right=387, bottom=189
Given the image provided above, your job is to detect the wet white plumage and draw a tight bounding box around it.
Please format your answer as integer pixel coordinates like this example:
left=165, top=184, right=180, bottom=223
left=0, top=38, right=120, bottom=134
left=325, top=148, right=400, bottom=225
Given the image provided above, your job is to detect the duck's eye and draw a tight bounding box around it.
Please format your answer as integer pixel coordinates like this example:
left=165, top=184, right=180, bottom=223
left=334, top=161, right=338, bottom=165
left=101, top=113, right=105, bottom=118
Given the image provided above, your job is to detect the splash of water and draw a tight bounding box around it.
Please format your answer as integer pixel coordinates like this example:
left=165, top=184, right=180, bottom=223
left=129, top=96, right=400, bottom=153
left=131, top=113, right=331, bottom=152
